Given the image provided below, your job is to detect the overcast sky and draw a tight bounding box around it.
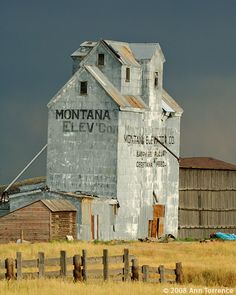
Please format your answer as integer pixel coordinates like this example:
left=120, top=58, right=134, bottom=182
left=1, top=0, right=236, bottom=185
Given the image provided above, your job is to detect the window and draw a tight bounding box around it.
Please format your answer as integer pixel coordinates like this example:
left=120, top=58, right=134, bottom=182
left=126, top=67, right=130, bottom=82
left=98, top=53, right=104, bottom=66
left=154, top=72, right=159, bottom=87
left=80, top=81, right=87, bottom=95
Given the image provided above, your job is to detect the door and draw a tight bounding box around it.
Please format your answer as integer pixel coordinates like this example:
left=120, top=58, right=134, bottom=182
left=91, top=214, right=99, bottom=240
left=148, top=204, right=165, bottom=238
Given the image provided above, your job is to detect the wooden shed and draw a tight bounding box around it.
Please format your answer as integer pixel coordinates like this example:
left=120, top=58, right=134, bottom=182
left=0, top=199, right=77, bottom=243
left=179, top=157, right=236, bottom=239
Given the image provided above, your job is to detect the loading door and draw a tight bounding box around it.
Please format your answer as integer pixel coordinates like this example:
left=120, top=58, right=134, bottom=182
left=148, top=204, right=165, bottom=238
left=91, top=214, right=99, bottom=240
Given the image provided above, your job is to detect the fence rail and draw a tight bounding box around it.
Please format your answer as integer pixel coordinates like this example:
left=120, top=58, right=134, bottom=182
left=0, top=248, right=183, bottom=284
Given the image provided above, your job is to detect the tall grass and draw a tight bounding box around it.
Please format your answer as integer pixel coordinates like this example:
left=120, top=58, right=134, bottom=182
left=0, top=240, right=235, bottom=294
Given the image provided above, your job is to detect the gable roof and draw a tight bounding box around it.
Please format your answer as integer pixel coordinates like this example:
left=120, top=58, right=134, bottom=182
left=85, top=65, right=148, bottom=110
left=104, top=40, right=140, bottom=67
left=71, top=40, right=164, bottom=66
left=180, top=157, right=236, bottom=170
left=41, top=199, right=77, bottom=212
left=129, top=43, right=165, bottom=62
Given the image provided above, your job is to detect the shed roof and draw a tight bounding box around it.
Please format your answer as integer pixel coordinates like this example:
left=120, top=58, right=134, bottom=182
left=162, top=89, right=183, bottom=115
left=41, top=199, right=77, bottom=212
left=180, top=157, right=236, bottom=171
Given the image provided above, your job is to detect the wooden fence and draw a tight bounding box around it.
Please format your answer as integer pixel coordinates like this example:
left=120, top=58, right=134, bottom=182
left=0, top=249, right=183, bottom=283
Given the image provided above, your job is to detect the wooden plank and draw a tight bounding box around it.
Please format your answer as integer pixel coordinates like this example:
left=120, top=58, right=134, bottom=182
left=108, top=255, right=123, bottom=264
left=148, top=266, right=159, bottom=273
left=16, top=252, right=22, bottom=280
left=131, top=258, right=139, bottom=281
left=22, top=259, right=38, bottom=268
left=179, top=207, right=236, bottom=212
left=60, top=250, right=67, bottom=277
left=87, top=256, right=103, bottom=264
left=44, top=257, right=60, bottom=266
left=5, top=258, right=15, bottom=280
left=164, top=268, right=176, bottom=275
left=151, top=219, right=157, bottom=238
left=159, top=265, right=165, bottom=283
left=73, top=255, right=82, bottom=282
left=103, top=249, right=109, bottom=281
left=0, top=260, right=5, bottom=269
left=123, top=248, right=129, bottom=281
left=142, top=265, right=149, bottom=282
left=82, top=249, right=87, bottom=281
left=153, top=204, right=165, bottom=218
left=91, top=215, right=95, bottom=240
left=176, top=262, right=183, bottom=284
left=38, top=252, right=45, bottom=278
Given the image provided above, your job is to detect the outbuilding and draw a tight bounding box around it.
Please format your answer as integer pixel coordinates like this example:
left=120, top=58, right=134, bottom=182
left=179, top=157, right=236, bottom=239
left=0, top=199, right=77, bottom=243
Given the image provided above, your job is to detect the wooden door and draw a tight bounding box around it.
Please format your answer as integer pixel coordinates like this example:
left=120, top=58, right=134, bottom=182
left=91, top=214, right=99, bottom=240
left=149, top=204, right=165, bottom=238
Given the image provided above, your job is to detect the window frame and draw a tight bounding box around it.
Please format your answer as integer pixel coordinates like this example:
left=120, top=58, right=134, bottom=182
left=98, top=53, right=105, bottom=66
left=80, top=81, right=88, bottom=95
left=154, top=72, right=159, bottom=88
left=125, top=67, right=130, bottom=82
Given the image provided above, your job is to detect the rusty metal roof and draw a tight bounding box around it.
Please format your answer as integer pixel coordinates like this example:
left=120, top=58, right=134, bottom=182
left=104, top=40, right=140, bottom=67
left=85, top=65, right=147, bottom=110
left=162, top=89, right=183, bottom=115
left=41, top=199, right=77, bottom=212
left=180, top=157, right=236, bottom=170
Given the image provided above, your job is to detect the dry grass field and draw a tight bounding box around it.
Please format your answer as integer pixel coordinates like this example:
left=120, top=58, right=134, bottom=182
left=0, top=240, right=235, bottom=294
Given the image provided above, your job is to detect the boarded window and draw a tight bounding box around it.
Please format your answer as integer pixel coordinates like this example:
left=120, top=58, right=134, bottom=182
left=154, top=72, right=159, bottom=87
left=98, top=53, right=104, bottom=66
left=80, top=81, right=87, bottom=95
left=126, top=67, right=130, bottom=82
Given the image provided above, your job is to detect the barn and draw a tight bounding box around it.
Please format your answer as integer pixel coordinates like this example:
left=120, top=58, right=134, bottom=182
left=179, top=157, right=236, bottom=239
left=0, top=199, right=77, bottom=243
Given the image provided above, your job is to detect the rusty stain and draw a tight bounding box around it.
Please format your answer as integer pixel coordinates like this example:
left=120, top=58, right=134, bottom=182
left=124, top=95, right=146, bottom=109
left=180, top=157, right=236, bottom=170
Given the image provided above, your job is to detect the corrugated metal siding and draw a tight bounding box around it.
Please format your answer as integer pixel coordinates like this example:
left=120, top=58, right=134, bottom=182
left=179, top=168, right=236, bottom=239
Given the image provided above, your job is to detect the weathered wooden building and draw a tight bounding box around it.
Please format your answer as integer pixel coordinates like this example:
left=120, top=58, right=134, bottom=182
left=0, top=199, right=77, bottom=243
left=179, top=157, right=236, bottom=239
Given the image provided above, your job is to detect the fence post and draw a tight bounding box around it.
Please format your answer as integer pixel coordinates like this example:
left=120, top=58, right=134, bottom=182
left=103, top=249, right=109, bottom=281
left=131, top=258, right=139, bottom=281
left=38, top=252, right=45, bottom=278
left=82, top=249, right=87, bottom=281
left=176, top=262, right=183, bottom=284
left=73, top=255, right=82, bottom=282
left=20, top=230, right=24, bottom=243
left=5, top=258, right=15, bottom=280
left=123, top=248, right=129, bottom=281
left=159, top=265, right=165, bottom=283
left=16, top=252, right=22, bottom=280
left=60, top=250, right=67, bottom=277
left=142, top=265, right=149, bottom=282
